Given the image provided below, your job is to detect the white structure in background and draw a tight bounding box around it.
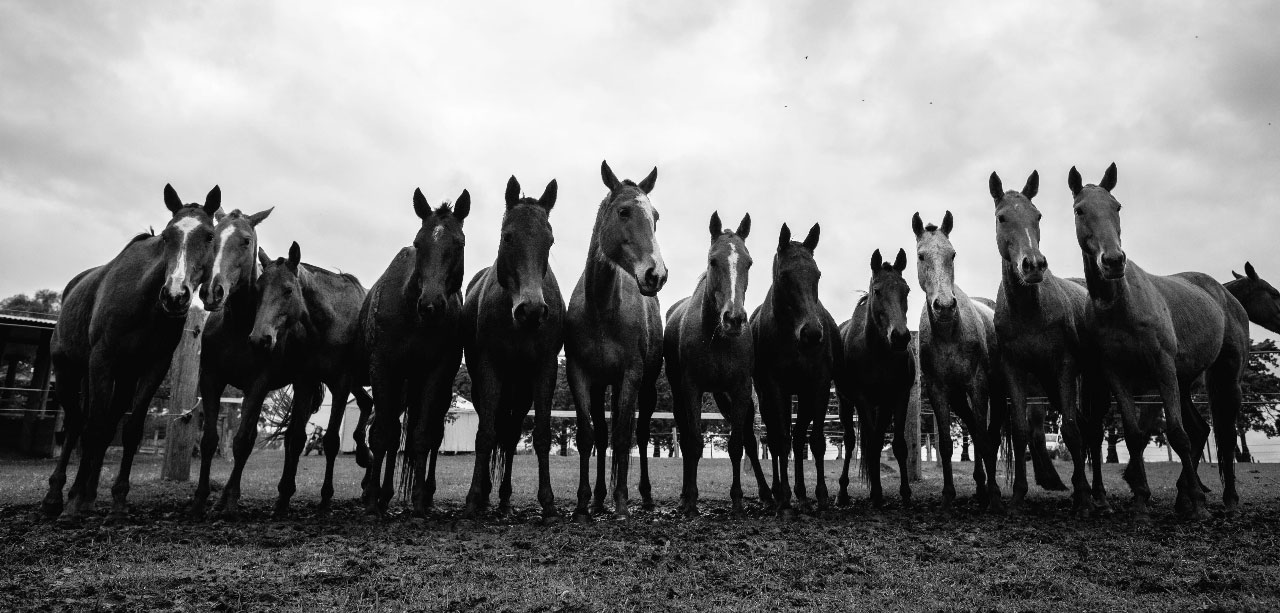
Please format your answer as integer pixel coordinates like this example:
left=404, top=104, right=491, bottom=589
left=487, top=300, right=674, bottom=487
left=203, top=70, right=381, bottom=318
left=308, top=392, right=479, bottom=454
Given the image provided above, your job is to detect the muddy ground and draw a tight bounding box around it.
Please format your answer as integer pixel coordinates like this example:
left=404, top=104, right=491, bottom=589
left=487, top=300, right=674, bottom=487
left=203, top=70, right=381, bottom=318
left=1, top=451, right=1278, bottom=612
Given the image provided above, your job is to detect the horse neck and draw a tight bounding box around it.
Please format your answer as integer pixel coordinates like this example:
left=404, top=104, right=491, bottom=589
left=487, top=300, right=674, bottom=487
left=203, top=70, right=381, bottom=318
left=224, top=280, right=259, bottom=333
left=694, top=274, right=721, bottom=340
left=1082, top=254, right=1128, bottom=310
left=583, top=249, right=626, bottom=313
left=861, top=300, right=891, bottom=353
left=1000, top=259, right=1042, bottom=311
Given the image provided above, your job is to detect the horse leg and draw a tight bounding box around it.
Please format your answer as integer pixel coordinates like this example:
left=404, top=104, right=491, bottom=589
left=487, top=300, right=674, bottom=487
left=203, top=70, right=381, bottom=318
left=532, top=356, right=559, bottom=519
left=60, top=351, right=117, bottom=523
left=636, top=372, right=658, bottom=511
left=859, top=400, right=886, bottom=507
left=1155, top=360, right=1209, bottom=520
left=1208, top=355, right=1244, bottom=515
left=1048, top=370, right=1092, bottom=517
left=891, top=387, right=913, bottom=507
left=417, top=363, right=455, bottom=516
left=671, top=370, right=702, bottom=516
left=214, top=379, right=269, bottom=519
left=959, top=384, right=998, bottom=511
left=737, top=384, right=773, bottom=508
left=1109, top=376, right=1152, bottom=520
left=1027, top=389, right=1067, bottom=492
left=463, top=360, right=500, bottom=519
left=1174, top=382, right=1208, bottom=516
left=713, top=391, right=747, bottom=515
left=191, top=364, right=226, bottom=519
left=791, top=398, right=811, bottom=511
left=566, top=358, right=597, bottom=522
left=495, top=379, right=532, bottom=515
left=363, top=366, right=404, bottom=514
left=980, top=379, right=1007, bottom=513
left=610, top=376, right=640, bottom=519
left=803, top=390, right=830, bottom=509
left=110, top=365, right=164, bottom=523
left=926, top=380, right=957, bottom=513
left=1081, top=369, right=1113, bottom=513
left=274, top=382, right=317, bottom=517
left=592, top=388, right=612, bottom=515
left=836, top=393, right=857, bottom=506
left=319, top=380, right=353, bottom=513
left=757, top=377, right=793, bottom=517
left=42, top=365, right=82, bottom=518
left=1002, top=358, right=1031, bottom=511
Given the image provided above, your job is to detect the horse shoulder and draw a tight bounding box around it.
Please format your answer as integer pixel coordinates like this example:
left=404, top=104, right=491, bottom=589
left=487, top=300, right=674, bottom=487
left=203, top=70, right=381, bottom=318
left=465, top=266, right=490, bottom=297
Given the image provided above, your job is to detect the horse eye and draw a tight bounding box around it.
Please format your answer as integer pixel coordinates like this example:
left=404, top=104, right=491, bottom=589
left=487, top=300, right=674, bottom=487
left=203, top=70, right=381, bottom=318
left=205, top=234, right=214, bottom=243
left=618, top=207, right=632, bottom=219
left=242, top=237, right=252, bottom=246
left=1074, top=208, right=1083, bottom=216
left=1036, top=213, right=1043, bottom=222
left=997, top=215, right=1006, bottom=223
left=283, top=288, right=293, bottom=297
left=918, top=254, right=924, bottom=261
left=873, top=289, right=881, bottom=296
left=654, top=211, right=660, bottom=222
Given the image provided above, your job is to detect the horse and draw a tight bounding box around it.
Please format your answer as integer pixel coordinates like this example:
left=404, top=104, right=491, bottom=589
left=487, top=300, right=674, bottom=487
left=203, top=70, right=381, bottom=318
left=461, top=176, right=564, bottom=519
left=913, top=211, right=1005, bottom=512
left=190, top=208, right=373, bottom=518
left=1070, top=163, right=1248, bottom=520
left=356, top=188, right=468, bottom=516
left=989, top=170, right=1107, bottom=515
left=835, top=248, right=915, bottom=507
left=565, top=160, right=667, bottom=521
left=750, top=222, right=842, bottom=517
left=200, top=240, right=367, bottom=517
left=1225, top=262, right=1280, bottom=334
left=43, top=184, right=220, bottom=523
left=664, top=211, right=772, bottom=516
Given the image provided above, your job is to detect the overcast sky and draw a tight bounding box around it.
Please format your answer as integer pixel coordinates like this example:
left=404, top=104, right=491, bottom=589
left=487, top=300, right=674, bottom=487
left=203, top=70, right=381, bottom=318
left=3, top=1, right=1278, bottom=340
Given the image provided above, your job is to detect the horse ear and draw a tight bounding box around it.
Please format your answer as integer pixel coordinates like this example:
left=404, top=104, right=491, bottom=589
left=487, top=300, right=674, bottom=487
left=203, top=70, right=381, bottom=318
left=413, top=188, right=430, bottom=220
left=1232, top=270, right=1244, bottom=280
left=505, top=175, right=521, bottom=209
left=1246, top=261, right=1259, bottom=280
left=709, top=211, right=723, bottom=240
left=778, top=223, right=791, bottom=251
left=802, top=223, right=820, bottom=252
left=1068, top=166, right=1083, bottom=196
left=453, top=189, right=471, bottom=222
left=736, top=213, right=751, bottom=239
left=912, top=212, right=924, bottom=238
left=538, top=179, right=557, bottom=211
left=1022, top=170, right=1039, bottom=200
left=941, top=211, right=954, bottom=237
left=600, top=160, right=620, bottom=191
left=203, top=185, right=221, bottom=217
left=989, top=172, right=1004, bottom=201
left=870, top=249, right=883, bottom=273
left=894, top=248, right=907, bottom=272
left=638, top=167, right=658, bottom=194
left=164, top=184, right=183, bottom=213
left=286, top=241, right=301, bottom=271
left=257, top=247, right=270, bottom=268
left=1100, top=162, right=1118, bottom=192
left=247, top=207, right=273, bottom=227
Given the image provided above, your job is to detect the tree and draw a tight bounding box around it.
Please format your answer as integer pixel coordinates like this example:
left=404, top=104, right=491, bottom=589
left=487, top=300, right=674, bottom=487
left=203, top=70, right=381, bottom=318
left=0, top=289, right=61, bottom=315
left=1237, top=339, right=1280, bottom=462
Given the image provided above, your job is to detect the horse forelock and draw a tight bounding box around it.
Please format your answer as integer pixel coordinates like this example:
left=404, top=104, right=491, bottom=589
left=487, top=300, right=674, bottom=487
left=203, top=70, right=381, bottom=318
left=924, top=223, right=939, bottom=232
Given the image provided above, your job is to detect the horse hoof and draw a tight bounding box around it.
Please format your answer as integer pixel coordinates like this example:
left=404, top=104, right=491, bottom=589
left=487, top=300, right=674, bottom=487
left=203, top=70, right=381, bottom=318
left=836, top=493, right=852, bottom=507
left=730, top=507, right=747, bottom=520
left=641, top=499, right=656, bottom=512
left=496, top=504, right=513, bottom=517
left=539, top=510, right=564, bottom=525
left=39, top=498, right=64, bottom=519
left=777, top=507, right=798, bottom=521
left=572, top=511, right=593, bottom=524
left=589, top=504, right=607, bottom=517
left=679, top=505, right=700, bottom=519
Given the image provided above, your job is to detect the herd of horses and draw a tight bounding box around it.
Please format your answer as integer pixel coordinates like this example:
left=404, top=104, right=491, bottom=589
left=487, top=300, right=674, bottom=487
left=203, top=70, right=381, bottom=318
left=36, top=161, right=1280, bottom=526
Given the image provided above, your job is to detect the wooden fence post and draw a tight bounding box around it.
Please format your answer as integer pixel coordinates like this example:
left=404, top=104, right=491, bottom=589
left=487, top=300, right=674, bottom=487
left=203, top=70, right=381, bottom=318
left=162, top=306, right=205, bottom=481
left=908, top=333, right=922, bottom=481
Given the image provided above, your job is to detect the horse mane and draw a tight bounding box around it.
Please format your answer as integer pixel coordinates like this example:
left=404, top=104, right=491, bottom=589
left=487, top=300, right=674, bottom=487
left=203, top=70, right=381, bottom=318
left=433, top=201, right=456, bottom=217
left=923, top=223, right=939, bottom=232
left=856, top=292, right=869, bottom=307
left=299, top=262, right=362, bottom=287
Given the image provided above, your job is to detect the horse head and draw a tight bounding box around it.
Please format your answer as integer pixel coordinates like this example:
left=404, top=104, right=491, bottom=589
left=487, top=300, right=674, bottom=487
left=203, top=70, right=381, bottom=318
left=250, top=241, right=306, bottom=352
left=594, top=160, right=667, bottom=296
left=991, top=170, right=1048, bottom=285
left=706, top=211, right=752, bottom=337
left=869, top=248, right=912, bottom=351
left=499, top=175, right=556, bottom=330
left=201, top=206, right=273, bottom=311
left=409, top=187, right=469, bottom=322
left=1069, top=163, right=1125, bottom=280
left=913, top=211, right=959, bottom=324
left=158, top=184, right=220, bottom=316
left=772, top=222, right=824, bottom=347
left=1230, top=262, right=1280, bottom=334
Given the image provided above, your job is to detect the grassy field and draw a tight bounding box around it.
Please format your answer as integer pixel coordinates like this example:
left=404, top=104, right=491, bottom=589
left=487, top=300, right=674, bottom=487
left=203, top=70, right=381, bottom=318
left=1, top=449, right=1278, bottom=612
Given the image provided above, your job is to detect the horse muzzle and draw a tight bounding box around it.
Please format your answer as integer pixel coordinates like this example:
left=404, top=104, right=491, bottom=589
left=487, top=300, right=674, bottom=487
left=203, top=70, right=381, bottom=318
left=720, top=310, right=747, bottom=337
left=888, top=327, right=912, bottom=351
left=797, top=322, right=824, bottom=347
left=635, top=259, right=667, bottom=297
left=159, top=286, right=193, bottom=317
left=249, top=332, right=276, bottom=353
left=1099, top=250, right=1127, bottom=280
left=513, top=301, right=549, bottom=331
left=930, top=297, right=958, bottom=324
left=202, top=281, right=228, bottom=312
left=1019, top=254, right=1048, bottom=285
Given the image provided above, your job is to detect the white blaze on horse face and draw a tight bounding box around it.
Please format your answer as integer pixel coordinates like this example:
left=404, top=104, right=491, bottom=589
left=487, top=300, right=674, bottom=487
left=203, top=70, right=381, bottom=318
left=211, top=226, right=235, bottom=278
left=726, top=242, right=741, bottom=307
left=632, top=192, right=667, bottom=279
left=167, top=216, right=203, bottom=295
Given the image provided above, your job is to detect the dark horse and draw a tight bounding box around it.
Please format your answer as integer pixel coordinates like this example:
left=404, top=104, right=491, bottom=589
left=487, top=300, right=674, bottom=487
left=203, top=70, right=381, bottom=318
left=357, top=188, right=468, bottom=515
left=989, top=170, right=1106, bottom=515
left=202, top=241, right=367, bottom=516
left=913, top=212, right=1005, bottom=512
left=191, top=208, right=372, bottom=517
left=462, top=176, right=564, bottom=519
left=750, top=222, right=841, bottom=517
left=664, top=211, right=772, bottom=516
left=565, top=160, right=667, bottom=520
left=1225, top=262, right=1280, bottom=334
left=44, top=184, right=220, bottom=522
left=836, top=248, right=914, bottom=507
left=1071, top=163, right=1248, bottom=519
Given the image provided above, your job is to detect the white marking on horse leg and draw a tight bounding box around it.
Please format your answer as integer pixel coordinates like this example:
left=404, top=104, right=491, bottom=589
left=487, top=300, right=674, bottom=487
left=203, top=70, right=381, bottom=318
left=727, top=242, right=739, bottom=307
left=167, top=217, right=202, bottom=295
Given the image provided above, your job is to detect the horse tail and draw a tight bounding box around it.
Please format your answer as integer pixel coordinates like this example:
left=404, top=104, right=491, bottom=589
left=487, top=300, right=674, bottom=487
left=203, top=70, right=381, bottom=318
left=854, top=403, right=871, bottom=481
left=399, top=406, right=418, bottom=504
left=1002, top=400, right=1014, bottom=485
left=489, top=403, right=514, bottom=495
left=352, top=387, right=374, bottom=469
